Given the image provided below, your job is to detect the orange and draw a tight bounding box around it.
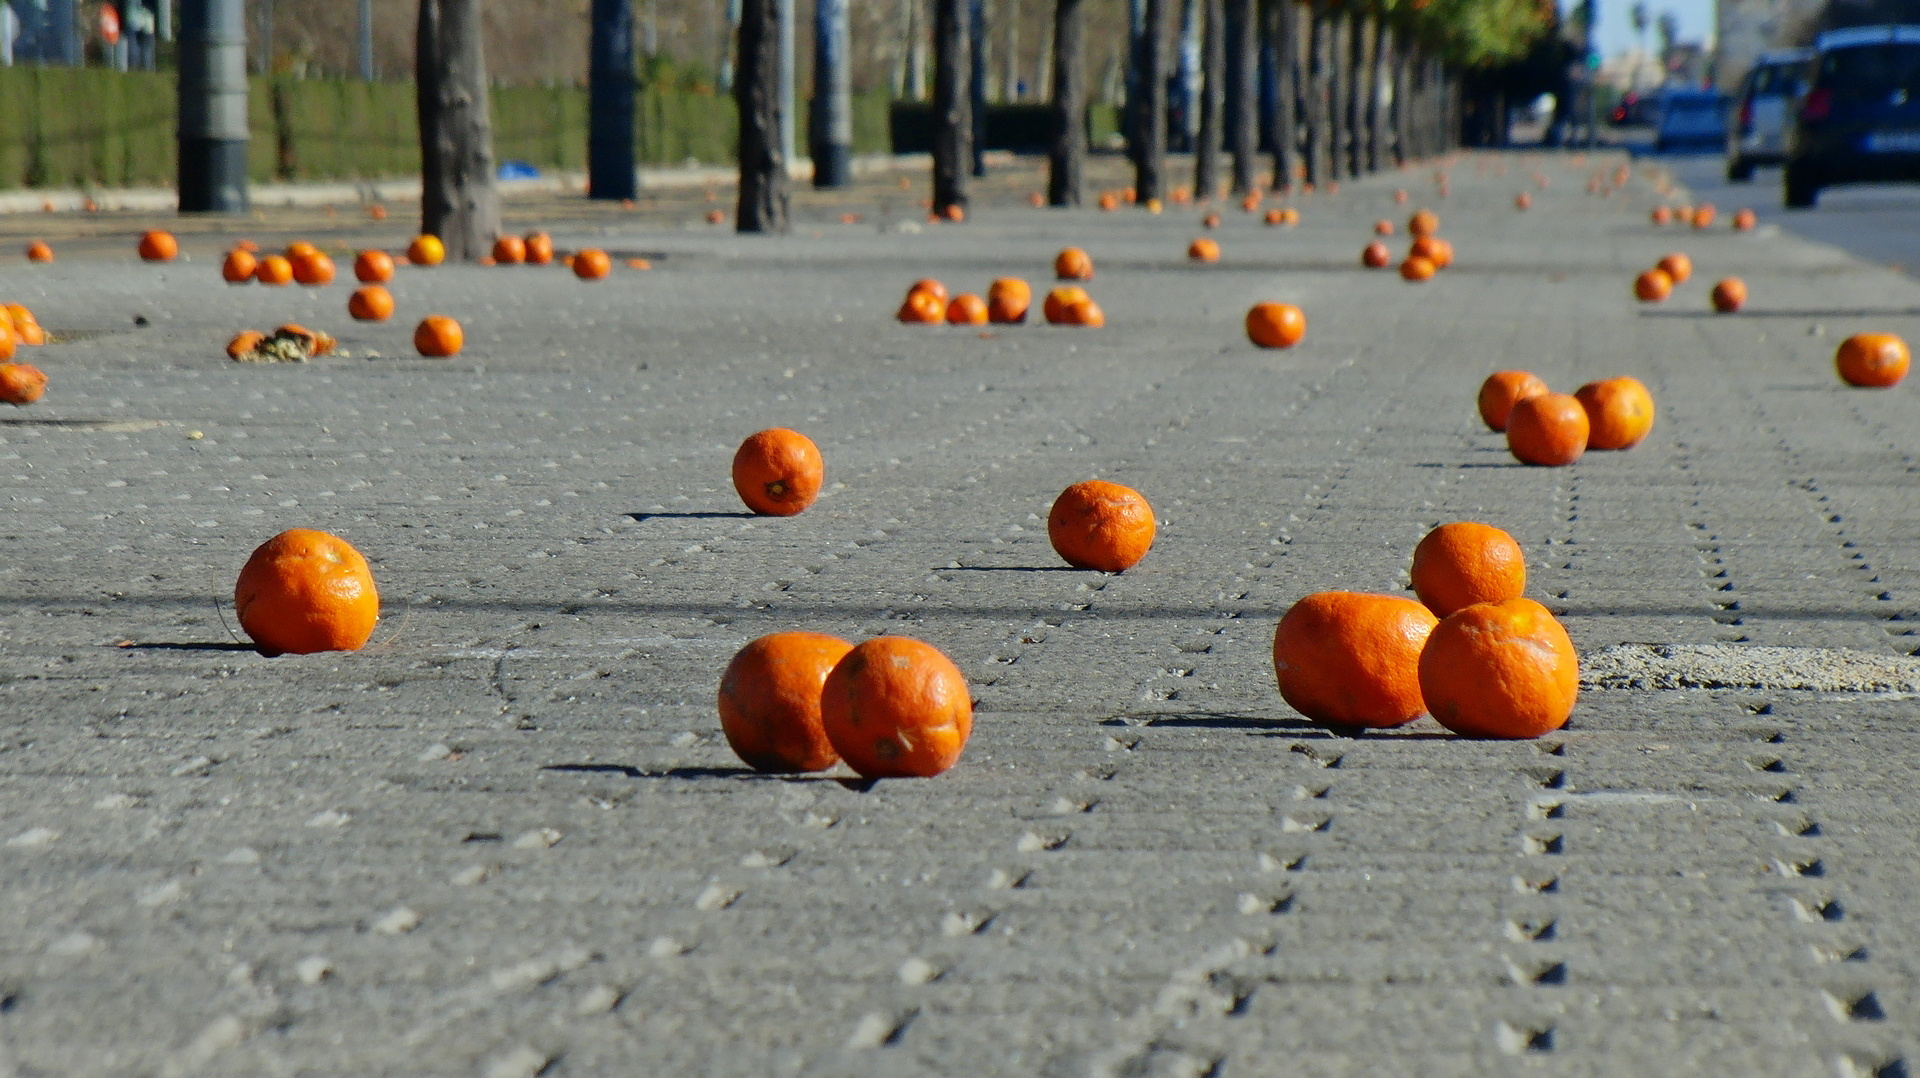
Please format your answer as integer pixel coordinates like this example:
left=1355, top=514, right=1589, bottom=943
left=285, top=241, right=321, bottom=261
left=1394, top=188, right=1409, bottom=203
left=524, top=231, right=555, bottom=264
left=1418, top=598, right=1578, bottom=739
left=1263, top=208, right=1284, bottom=226
left=821, top=636, right=972, bottom=778
left=627, top=258, right=652, bottom=270
left=407, top=234, right=446, bottom=266
left=946, top=293, right=989, bottom=324
left=1362, top=242, right=1390, bottom=268
left=1098, top=192, right=1120, bottom=211
left=1374, top=219, right=1395, bottom=235
left=987, top=277, right=1031, bottom=323
left=1042, top=286, right=1091, bottom=323
left=255, top=254, right=294, bottom=286
left=273, top=323, right=336, bottom=357
left=291, top=251, right=335, bottom=286
left=233, top=528, right=380, bottom=657
left=492, top=235, right=526, bottom=264
left=1633, top=268, right=1672, bottom=302
left=1657, top=252, right=1691, bottom=284
left=1506, top=393, right=1589, bottom=466
left=1245, top=302, right=1306, bottom=349
left=942, top=202, right=966, bottom=222
left=414, top=315, right=464, bottom=358
left=1408, top=210, right=1439, bottom=236
left=909, top=278, right=948, bottom=303
left=1054, top=247, right=1094, bottom=280
left=367, top=203, right=388, bottom=220
left=1400, top=256, right=1436, bottom=281
left=222, top=249, right=257, bottom=283
left=573, top=248, right=612, bottom=279
left=1410, top=235, right=1445, bottom=265
left=1651, top=206, right=1672, bottom=225
left=25, top=241, right=53, bottom=262
left=1058, top=295, right=1104, bottom=327
left=898, top=289, right=945, bottom=323
left=1692, top=205, right=1716, bottom=228
left=1047, top=479, right=1155, bottom=571
left=1188, top=237, right=1221, bottom=263
left=1411, top=522, right=1527, bottom=618
left=1427, top=237, right=1455, bottom=269
left=226, top=330, right=264, bottom=359
left=1477, top=370, right=1549, bottom=432
left=1575, top=376, right=1655, bottom=450
left=1279, top=207, right=1300, bottom=225
left=1029, top=192, right=1045, bottom=207
left=1202, top=212, right=1221, bottom=229
left=0, top=362, right=46, bottom=405
left=718, top=631, right=854, bottom=773
left=733, top=428, right=824, bottom=516
left=0, top=318, right=11, bottom=362
left=1271, top=591, right=1438, bottom=728
left=348, top=285, right=395, bottom=322
left=706, top=209, right=726, bottom=224
left=1711, top=277, right=1746, bottom=313
left=1514, top=192, right=1532, bottom=210
left=1835, top=332, right=1910, bottom=388
left=137, top=230, right=178, bottom=262
left=1732, top=209, right=1756, bottom=231
left=353, top=250, right=395, bottom=283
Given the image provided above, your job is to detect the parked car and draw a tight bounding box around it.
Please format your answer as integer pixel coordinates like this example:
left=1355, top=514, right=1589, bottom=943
left=1727, top=48, right=1813, bottom=180
left=1653, top=90, right=1730, bottom=152
left=1785, top=25, right=1920, bottom=207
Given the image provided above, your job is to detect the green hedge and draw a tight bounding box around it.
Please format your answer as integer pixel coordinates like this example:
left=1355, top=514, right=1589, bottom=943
left=0, top=67, right=904, bottom=190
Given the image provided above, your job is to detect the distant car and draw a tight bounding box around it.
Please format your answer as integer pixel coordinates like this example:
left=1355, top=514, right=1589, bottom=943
left=1727, top=48, right=1813, bottom=180
left=1785, top=25, right=1920, bottom=207
left=1654, top=90, right=1730, bottom=152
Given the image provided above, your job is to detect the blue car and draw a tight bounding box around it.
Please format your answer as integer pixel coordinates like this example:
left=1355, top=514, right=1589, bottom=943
left=1653, top=90, right=1730, bottom=153
left=1785, top=25, right=1920, bottom=207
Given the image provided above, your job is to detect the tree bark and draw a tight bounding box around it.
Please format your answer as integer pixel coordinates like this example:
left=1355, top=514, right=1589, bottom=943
left=1268, top=0, right=1297, bottom=191
left=1133, top=0, right=1166, bottom=201
left=416, top=0, right=500, bottom=259
left=932, top=0, right=971, bottom=213
left=1046, top=0, right=1084, bottom=204
left=735, top=0, right=790, bottom=231
left=1304, top=1, right=1329, bottom=187
left=1222, top=0, right=1254, bottom=193
left=1193, top=0, right=1223, bottom=199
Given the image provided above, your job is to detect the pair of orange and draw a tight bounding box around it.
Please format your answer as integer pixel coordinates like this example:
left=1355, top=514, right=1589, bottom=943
left=1479, top=370, right=1655, bottom=466
left=489, top=231, right=556, bottom=265
left=1272, top=522, right=1578, bottom=739
left=719, top=633, right=973, bottom=778
left=899, top=278, right=1035, bottom=325
left=0, top=303, right=46, bottom=403
left=1634, top=252, right=1692, bottom=302
left=1263, top=207, right=1300, bottom=227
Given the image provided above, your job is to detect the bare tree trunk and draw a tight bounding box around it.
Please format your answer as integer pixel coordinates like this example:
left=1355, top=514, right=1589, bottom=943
left=1393, top=40, right=1410, bottom=164
left=417, top=0, right=500, bottom=260
left=1366, top=20, right=1388, bottom=171
left=735, top=0, right=790, bottom=231
left=1037, top=7, right=1054, bottom=100
left=1193, top=0, right=1223, bottom=199
left=933, top=0, right=971, bottom=213
left=1133, top=0, right=1166, bottom=201
left=1304, top=1, right=1329, bottom=186
left=1223, top=0, right=1254, bottom=193
left=1268, top=0, right=1297, bottom=191
left=1351, top=12, right=1372, bottom=174
left=1328, top=6, right=1347, bottom=179
left=1046, top=0, right=1083, bottom=204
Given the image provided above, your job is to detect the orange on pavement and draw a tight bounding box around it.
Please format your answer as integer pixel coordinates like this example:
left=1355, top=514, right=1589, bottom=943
left=820, top=636, right=973, bottom=778
left=234, top=528, right=380, bottom=657
left=733, top=428, right=824, bottom=516
left=1411, top=522, right=1527, bottom=618
left=1048, top=480, right=1155, bottom=572
left=1419, top=598, right=1578, bottom=739
left=1272, top=591, right=1438, bottom=728
left=718, top=632, right=853, bottom=773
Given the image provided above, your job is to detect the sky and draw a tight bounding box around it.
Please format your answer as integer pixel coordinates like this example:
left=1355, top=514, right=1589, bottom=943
left=1568, top=0, right=1719, bottom=57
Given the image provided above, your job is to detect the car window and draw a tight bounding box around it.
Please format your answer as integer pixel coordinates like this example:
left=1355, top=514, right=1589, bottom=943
left=1754, top=65, right=1805, bottom=96
left=1818, top=43, right=1920, bottom=101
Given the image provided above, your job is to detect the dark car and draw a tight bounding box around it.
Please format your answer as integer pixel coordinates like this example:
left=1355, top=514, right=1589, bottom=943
left=1653, top=90, right=1730, bottom=152
left=1784, top=25, right=1920, bottom=206
left=1727, top=48, right=1813, bottom=180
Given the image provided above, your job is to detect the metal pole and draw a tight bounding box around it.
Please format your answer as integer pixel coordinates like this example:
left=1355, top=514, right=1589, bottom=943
left=589, top=0, right=637, bottom=199
left=177, top=0, right=248, bottom=212
left=358, top=0, right=372, bottom=79
left=778, top=0, right=794, bottom=168
left=811, top=0, right=852, bottom=186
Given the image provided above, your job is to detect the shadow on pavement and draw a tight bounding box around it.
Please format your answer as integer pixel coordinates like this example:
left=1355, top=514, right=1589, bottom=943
left=115, top=641, right=257, bottom=652
left=625, top=511, right=758, bottom=522
left=1639, top=308, right=1920, bottom=319
left=541, top=763, right=870, bottom=787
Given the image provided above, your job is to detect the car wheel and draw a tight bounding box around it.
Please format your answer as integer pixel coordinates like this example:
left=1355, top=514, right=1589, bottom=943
left=1784, top=164, right=1820, bottom=208
left=1727, top=158, right=1755, bottom=182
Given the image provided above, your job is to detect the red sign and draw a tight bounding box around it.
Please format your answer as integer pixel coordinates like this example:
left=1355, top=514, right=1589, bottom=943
left=99, top=4, right=121, bottom=45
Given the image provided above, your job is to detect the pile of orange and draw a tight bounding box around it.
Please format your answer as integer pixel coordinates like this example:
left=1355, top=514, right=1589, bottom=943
left=1478, top=369, right=1654, bottom=466
left=901, top=251, right=1099, bottom=327
left=0, top=303, right=47, bottom=405
left=1398, top=210, right=1452, bottom=281
left=1634, top=252, right=1691, bottom=303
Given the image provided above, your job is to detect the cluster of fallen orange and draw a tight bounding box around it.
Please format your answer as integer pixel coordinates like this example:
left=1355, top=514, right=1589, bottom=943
left=1650, top=202, right=1756, bottom=232
left=896, top=247, right=1106, bottom=328
left=1478, top=369, right=1655, bottom=467
left=0, top=301, right=48, bottom=405
left=1358, top=209, right=1453, bottom=281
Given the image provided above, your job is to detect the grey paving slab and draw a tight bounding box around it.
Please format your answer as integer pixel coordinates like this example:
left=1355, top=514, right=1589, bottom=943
left=2, top=152, right=1919, bottom=1075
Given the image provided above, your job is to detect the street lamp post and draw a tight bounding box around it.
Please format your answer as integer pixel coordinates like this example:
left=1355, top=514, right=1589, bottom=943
left=177, top=0, right=249, bottom=212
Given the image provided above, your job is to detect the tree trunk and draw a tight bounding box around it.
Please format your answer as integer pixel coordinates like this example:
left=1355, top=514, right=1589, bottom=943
left=932, top=0, right=971, bottom=213
left=417, top=0, right=499, bottom=260
left=1268, top=0, right=1297, bottom=191
left=1133, top=0, right=1166, bottom=201
left=1366, top=20, right=1388, bottom=172
left=589, top=0, right=637, bottom=201
left=1193, top=0, right=1223, bottom=199
left=1328, top=6, right=1347, bottom=179
left=735, top=0, right=790, bottom=231
left=811, top=0, right=852, bottom=186
left=1351, top=12, right=1372, bottom=175
left=1304, top=1, right=1329, bottom=187
left=969, top=0, right=988, bottom=174
left=1392, top=41, right=1410, bottom=164
left=1222, top=0, right=1253, bottom=193
left=1046, top=0, right=1083, bottom=204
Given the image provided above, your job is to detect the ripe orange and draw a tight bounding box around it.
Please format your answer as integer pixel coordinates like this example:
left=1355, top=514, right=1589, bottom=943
left=226, top=330, right=265, bottom=359
left=1835, top=332, right=1910, bottom=388
left=25, top=241, right=54, bottom=262
left=1394, top=188, right=1409, bottom=203
left=353, top=250, right=395, bottom=283
left=0, top=318, right=11, bottom=362
left=285, top=241, right=320, bottom=261
left=414, top=315, right=464, bottom=358
left=367, top=202, right=388, bottom=220
left=573, top=248, right=612, bottom=279
left=1408, top=210, right=1439, bottom=236
left=222, top=249, right=257, bottom=283
left=347, top=285, right=395, bottom=322
left=5, top=305, right=39, bottom=347
left=407, top=235, right=446, bottom=266
left=1732, top=209, right=1756, bottom=231
left=1710, top=277, right=1746, bottom=313
left=1058, top=295, right=1104, bottom=327
left=1506, top=393, right=1589, bottom=466
left=946, top=293, right=989, bottom=324
left=718, top=631, right=854, bottom=773
left=1362, top=241, right=1391, bottom=268
left=1202, top=211, right=1221, bottom=229
left=1400, top=256, right=1436, bottom=281
left=1657, top=252, right=1691, bottom=284
left=0, top=362, right=46, bottom=405
left=1245, top=302, right=1306, bottom=349
left=1042, top=286, right=1090, bottom=323
left=1263, top=208, right=1284, bottom=226
left=291, top=251, right=335, bottom=286
left=733, top=428, right=824, bottom=516
left=1575, top=376, right=1656, bottom=450
left=1650, top=206, right=1672, bottom=225
left=898, top=288, right=945, bottom=323
left=1188, top=237, right=1221, bottom=263
left=1477, top=370, right=1549, bottom=432
left=1418, top=598, right=1578, bottom=739
left=234, top=528, right=380, bottom=657
left=137, top=230, right=178, bottom=261
left=1029, top=192, right=1046, bottom=207
left=1047, top=479, right=1156, bottom=571
left=1411, top=522, right=1527, bottom=618
left=1055, top=247, right=1094, bottom=280
left=820, top=636, right=973, bottom=778
left=706, top=208, right=727, bottom=224
left=1514, top=192, right=1532, bottom=210
left=273, top=324, right=336, bottom=357
left=255, top=254, right=294, bottom=286
left=1692, top=205, right=1716, bottom=228
left=909, top=278, right=948, bottom=303
left=492, top=235, right=526, bottom=264
left=1098, top=192, right=1120, bottom=211
left=987, top=277, right=1031, bottom=323
left=524, top=231, right=555, bottom=264
left=1272, top=591, right=1438, bottom=728
left=1634, top=268, right=1673, bottom=302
